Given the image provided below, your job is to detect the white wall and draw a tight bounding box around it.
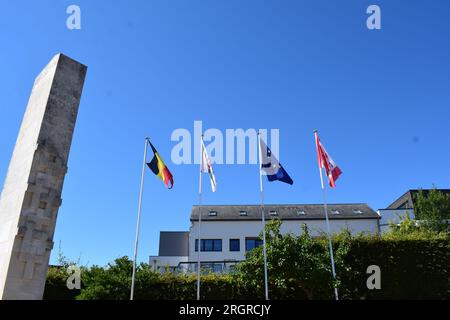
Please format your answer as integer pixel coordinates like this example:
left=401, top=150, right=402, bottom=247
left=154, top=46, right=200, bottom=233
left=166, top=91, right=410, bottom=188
left=188, top=219, right=379, bottom=262
left=377, top=209, right=414, bottom=233
left=149, top=256, right=188, bottom=271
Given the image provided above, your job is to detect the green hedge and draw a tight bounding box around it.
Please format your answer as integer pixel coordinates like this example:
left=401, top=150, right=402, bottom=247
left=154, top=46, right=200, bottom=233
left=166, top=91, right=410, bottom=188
left=44, top=238, right=449, bottom=300
left=43, top=267, right=80, bottom=300
left=339, top=238, right=449, bottom=299
left=44, top=265, right=253, bottom=300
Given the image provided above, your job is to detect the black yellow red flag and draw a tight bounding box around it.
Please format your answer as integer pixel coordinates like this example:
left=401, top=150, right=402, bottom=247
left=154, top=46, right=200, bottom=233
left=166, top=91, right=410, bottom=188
left=147, top=142, right=174, bottom=189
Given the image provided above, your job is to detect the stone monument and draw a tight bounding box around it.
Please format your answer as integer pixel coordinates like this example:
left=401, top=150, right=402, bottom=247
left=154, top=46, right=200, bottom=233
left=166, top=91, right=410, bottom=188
left=0, top=53, right=87, bottom=299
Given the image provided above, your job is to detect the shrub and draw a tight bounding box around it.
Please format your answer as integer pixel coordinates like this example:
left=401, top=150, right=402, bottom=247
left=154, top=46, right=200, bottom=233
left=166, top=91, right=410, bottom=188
left=45, top=226, right=449, bottom=300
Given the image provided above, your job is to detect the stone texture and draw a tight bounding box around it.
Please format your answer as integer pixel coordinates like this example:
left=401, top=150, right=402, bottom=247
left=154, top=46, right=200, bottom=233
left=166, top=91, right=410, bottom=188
left=0, top=53, right=87, bottom=300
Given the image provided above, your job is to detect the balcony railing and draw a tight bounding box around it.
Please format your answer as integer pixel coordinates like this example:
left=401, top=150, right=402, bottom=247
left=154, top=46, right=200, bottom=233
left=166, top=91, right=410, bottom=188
left=176, top=260, right=243, bottom=274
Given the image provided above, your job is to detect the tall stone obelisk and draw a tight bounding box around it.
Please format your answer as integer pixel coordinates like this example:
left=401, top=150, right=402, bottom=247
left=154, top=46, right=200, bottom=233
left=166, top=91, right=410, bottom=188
left=0, top=53, right=87, bottom=300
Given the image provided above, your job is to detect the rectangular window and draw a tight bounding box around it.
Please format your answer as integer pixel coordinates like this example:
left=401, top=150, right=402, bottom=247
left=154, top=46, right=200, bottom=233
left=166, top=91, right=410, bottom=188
left=195, top=239, right=222, bottom=252
left=229, top=239, right=240, bottom=252
left=245, top=238, right=263, bottom=252
left=204, top=239, right=213, bottom=251
left=213, top=264, right=223, bottom=273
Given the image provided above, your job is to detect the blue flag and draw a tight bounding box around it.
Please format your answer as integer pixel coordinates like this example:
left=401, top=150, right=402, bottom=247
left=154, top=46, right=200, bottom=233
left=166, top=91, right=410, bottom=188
left=259, top=137, right=294, bottom=185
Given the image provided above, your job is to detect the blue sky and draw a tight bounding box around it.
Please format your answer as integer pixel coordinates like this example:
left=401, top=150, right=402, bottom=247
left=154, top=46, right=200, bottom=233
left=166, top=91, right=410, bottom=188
left=0, top=1, right=449, bottom=266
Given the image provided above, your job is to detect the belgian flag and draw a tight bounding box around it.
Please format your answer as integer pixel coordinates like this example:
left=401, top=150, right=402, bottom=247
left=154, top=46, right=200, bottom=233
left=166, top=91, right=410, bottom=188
left=147, top=141, right=174, bottom=189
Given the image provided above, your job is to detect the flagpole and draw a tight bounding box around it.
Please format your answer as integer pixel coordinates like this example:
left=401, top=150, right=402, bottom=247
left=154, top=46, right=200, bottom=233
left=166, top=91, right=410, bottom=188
left=314, top=130, right=339, bottom=301
left=130, top=137, right=149, bottom=300
left=257, top=131, right=269, bottom=301
left=196, top=134, right=204, bottom=300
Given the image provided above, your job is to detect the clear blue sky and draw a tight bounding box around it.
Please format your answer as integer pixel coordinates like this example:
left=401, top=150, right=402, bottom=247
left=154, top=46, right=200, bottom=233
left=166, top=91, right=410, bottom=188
left=0, top=1, right=449, bottom=266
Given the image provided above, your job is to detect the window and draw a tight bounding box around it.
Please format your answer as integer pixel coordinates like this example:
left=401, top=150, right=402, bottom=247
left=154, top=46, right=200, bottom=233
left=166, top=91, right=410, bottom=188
left=239, top=211, right=247, bottom=216
left=269, top=211, right=278, bottom=216
left=195, top=239, right=222, bottom=252
left=245, top=238, right=263, bottom=251
left=229, top=239, right=240, bottom=251
left=331, top=209, right=340, bottom=215
left=208, top=211, right=217, bottom=216
left=38, top=201, right=47, bottom=210
left=212, top=264, right=223, bottom=273
left=297, top=210, right=306, bottom=216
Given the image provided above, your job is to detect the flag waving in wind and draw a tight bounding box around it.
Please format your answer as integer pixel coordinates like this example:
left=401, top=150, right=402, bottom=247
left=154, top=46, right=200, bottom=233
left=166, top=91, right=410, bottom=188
left=315, top=131, right=342, bottom=188
left=147, top=141, right=174, bottom=189
left=259, top=136, right=293, bottom=185
left=201, top=138, right=217, bottom=192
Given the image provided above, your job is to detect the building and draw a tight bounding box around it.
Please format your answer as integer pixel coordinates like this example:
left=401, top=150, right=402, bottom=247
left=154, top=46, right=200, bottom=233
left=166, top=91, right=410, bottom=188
left=377, top=189, right=450, bottom=233
left=149, top=232, right=189, bottom=272
left=386, top=189, right=450, bottom=210
left=150, top=203, right=380, bottom=273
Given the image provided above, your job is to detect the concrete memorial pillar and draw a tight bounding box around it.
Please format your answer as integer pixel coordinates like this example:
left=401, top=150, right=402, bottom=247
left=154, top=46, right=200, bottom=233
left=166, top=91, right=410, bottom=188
left=0, top=53, right=87, bottom=300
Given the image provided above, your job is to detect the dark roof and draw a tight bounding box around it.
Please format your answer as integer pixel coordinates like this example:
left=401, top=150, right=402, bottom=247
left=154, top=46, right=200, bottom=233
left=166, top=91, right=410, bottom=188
left=387, top=189, right=450, bottom=209
left=190, top=204, right=379, bottom=221
left=158, top=231, right=189, bottom=256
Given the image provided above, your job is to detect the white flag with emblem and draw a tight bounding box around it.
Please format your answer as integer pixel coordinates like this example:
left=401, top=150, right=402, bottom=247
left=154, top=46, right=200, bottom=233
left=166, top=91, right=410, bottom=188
left=201, top=139, right=217, bottom=192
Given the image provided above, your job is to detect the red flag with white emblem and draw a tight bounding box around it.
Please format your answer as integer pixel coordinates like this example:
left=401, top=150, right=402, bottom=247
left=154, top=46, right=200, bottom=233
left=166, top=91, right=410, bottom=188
left=315, top=131, right=342, bottom=188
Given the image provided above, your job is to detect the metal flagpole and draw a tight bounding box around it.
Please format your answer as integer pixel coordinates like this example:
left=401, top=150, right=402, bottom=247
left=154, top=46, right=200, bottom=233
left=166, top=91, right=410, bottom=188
left=196, top=134, right=204, bottom=300
left=130, top=137, right=149, bottom=300
left=257, top=131, right=269, bottom=301
left=314, top=131, right=339, bottom=301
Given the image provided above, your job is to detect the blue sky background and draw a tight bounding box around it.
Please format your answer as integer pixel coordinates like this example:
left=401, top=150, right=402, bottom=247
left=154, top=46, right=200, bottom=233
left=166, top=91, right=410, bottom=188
left=0, top=0, right=449, bottom=266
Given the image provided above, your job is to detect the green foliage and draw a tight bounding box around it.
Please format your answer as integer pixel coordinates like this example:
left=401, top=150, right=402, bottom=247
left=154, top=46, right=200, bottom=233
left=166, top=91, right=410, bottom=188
left=385, top=213, right=448, bottom=240
left=76, top=256, right=158, bottom=300
left=43, top=242, right=83, bottom=300
left=74, top=256, right=241, bottom=300
left=236, top=220, right=351, bottom=299
left=414, top=188, right=450, bottom=232
left=44, top=266, right=80, bottom=300
left=339, top=237, right=449, bottom=299
left=45, top=225, right=449, bottom=300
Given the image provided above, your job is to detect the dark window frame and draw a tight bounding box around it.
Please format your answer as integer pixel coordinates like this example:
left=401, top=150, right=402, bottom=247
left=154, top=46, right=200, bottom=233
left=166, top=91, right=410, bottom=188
left=195, top=239, right=222, bottom=252
left=245, top=237, right=263, bottom=252
left=229, top=239, right=240, bottom=252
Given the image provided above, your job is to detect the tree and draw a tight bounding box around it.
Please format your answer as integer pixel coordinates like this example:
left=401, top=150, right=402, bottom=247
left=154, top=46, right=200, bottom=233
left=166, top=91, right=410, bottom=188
left=235, top=219, right=351, bottom=299
left=414, top=188, right=450, bottom=232
left=76, top=256, right=158, bottom=300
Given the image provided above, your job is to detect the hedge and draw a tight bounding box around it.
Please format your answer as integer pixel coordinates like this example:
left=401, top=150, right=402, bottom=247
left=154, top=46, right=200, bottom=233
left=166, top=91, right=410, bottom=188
left=338, top=238, right=449, bottom=299
left=44, top=238, right=449, bottom=300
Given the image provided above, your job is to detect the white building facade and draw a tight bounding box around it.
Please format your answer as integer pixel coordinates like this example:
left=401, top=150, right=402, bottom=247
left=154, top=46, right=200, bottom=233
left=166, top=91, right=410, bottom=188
left=150, top=190, right=450, bottom=272
left=376, top=189, right=450, bottom=233
left=188, top=204, right=380, bottom=264
left=149, top=231, right=189, bottom=272
left=149, top=204, right=381, bottom=273
left=377, top=209, right=414, bottom=233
